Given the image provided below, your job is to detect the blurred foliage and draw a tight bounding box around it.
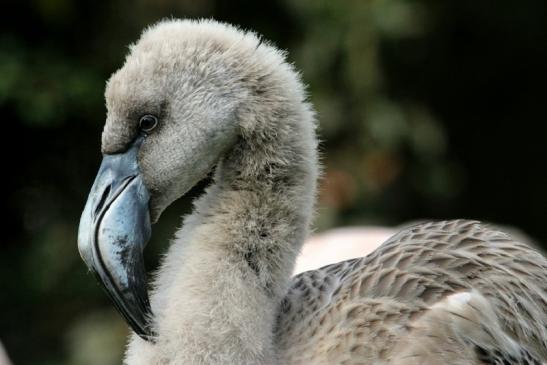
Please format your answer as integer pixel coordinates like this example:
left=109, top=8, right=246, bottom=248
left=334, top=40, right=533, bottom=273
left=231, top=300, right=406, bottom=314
left=1, top=0, right=546, bottom=364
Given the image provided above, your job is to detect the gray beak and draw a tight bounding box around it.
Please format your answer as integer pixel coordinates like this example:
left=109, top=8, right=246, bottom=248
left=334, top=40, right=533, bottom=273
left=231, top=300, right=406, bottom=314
left=78, top=136, right=154, bottom=341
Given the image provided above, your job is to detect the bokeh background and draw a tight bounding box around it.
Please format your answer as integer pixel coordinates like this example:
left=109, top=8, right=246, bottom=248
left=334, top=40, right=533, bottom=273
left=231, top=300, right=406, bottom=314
left=2, top=0, right=546, bottom=364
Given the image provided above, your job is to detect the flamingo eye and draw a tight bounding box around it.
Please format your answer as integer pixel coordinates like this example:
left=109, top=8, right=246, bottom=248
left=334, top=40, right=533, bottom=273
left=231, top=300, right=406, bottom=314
left=139, top=115, right=158, bottom=132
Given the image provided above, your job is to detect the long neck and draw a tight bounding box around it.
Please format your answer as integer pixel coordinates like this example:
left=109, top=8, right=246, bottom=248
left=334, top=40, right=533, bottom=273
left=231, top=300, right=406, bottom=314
left=130, top=89, right=318, bottom=364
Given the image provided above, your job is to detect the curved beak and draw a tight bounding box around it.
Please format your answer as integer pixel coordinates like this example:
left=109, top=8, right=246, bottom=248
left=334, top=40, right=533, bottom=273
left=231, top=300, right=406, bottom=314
left=78, top=136, right=154, bottom=341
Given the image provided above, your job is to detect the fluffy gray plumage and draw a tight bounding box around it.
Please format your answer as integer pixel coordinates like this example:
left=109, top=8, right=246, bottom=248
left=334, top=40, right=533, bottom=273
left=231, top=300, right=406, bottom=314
left=99, top=19, right=547, bottom=365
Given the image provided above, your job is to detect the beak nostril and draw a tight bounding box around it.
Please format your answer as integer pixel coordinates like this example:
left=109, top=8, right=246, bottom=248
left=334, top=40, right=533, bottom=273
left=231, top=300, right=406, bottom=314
left=94, top=184, right=112, bottom=218
left=120, top=175, right=136, bottom=186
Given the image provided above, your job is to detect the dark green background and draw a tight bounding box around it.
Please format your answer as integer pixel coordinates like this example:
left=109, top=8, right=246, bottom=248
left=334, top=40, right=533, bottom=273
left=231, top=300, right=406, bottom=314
left=1, top=1, right=546, bottom=364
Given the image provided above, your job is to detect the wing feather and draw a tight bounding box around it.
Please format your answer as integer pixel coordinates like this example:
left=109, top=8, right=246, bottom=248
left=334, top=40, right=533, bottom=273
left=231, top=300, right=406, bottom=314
left=275, top=220, right=547, bottom=365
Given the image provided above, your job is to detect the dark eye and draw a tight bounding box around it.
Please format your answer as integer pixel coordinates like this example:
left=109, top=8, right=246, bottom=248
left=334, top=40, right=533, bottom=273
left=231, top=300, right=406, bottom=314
left=139, top=115, right=158, bottom=132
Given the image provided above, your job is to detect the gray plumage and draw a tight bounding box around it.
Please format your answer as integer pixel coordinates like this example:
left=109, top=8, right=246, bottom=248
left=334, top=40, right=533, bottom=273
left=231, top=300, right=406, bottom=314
left=92, top=19, right=547, bottom=365
left=278, top=220, right=547, bottom=364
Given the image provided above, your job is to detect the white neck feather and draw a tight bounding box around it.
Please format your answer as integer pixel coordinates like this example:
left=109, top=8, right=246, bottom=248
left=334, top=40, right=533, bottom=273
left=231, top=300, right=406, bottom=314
left=125, top=60, right=318, bottom=364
